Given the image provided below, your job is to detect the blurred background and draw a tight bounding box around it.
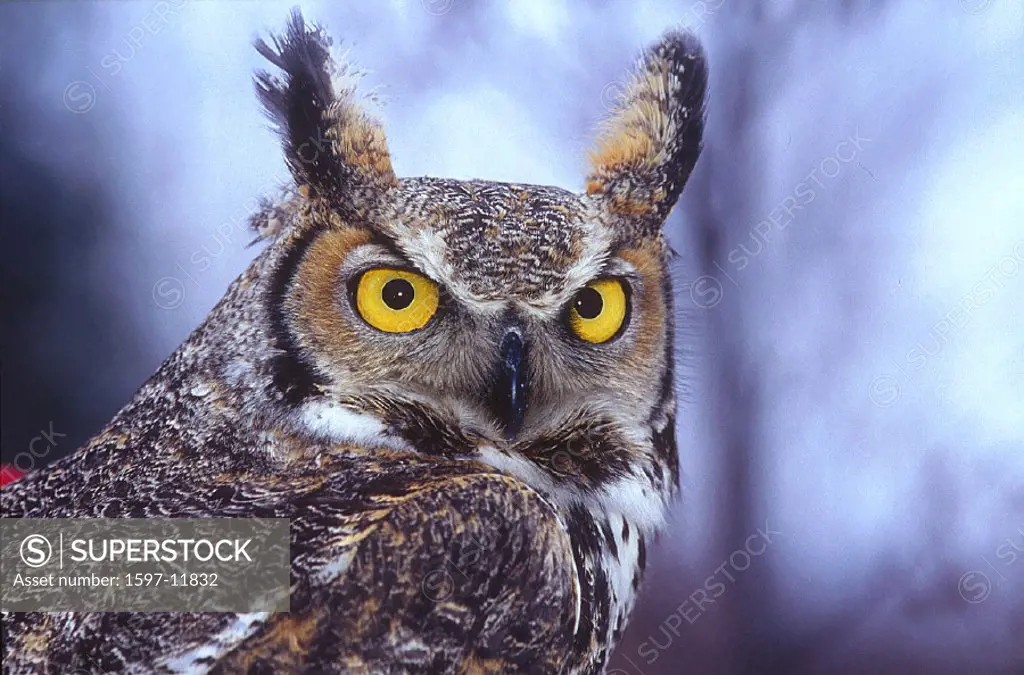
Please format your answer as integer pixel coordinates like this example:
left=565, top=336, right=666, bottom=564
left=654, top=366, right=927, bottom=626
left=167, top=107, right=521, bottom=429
left=1, top=1, right=1022, bottom=672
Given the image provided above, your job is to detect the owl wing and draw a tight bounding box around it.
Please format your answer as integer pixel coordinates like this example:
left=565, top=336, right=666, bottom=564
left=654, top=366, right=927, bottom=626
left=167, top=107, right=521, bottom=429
left=3, top=450, right=579, bottom=674
left=204, top=470, right=580, bottom=674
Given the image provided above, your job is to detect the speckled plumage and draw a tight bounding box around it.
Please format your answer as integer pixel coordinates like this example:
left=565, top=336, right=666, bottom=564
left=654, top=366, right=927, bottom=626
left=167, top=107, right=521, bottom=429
left=2, top=10, right=707, bottom=674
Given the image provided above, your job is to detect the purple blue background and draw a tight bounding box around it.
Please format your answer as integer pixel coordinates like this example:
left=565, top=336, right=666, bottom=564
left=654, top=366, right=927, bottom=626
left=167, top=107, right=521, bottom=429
left=1, top=1, right=1022, bottom=672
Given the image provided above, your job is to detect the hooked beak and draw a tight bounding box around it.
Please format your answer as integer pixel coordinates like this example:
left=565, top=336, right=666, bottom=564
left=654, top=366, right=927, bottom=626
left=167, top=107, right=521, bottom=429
left=491, top=330, right=528, bottom=440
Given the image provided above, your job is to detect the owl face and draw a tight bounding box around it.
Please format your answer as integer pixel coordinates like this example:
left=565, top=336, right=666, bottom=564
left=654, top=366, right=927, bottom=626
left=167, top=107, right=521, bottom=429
left=282, top=178, right=670, bottom=455
left=254, top=16, right=705, bottom=514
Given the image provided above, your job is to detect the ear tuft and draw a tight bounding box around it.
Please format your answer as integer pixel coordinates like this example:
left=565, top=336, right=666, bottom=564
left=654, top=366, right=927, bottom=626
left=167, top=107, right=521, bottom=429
left=586, top=31, right=708, bottom=230
left=254, top=8, right=397, bottom=214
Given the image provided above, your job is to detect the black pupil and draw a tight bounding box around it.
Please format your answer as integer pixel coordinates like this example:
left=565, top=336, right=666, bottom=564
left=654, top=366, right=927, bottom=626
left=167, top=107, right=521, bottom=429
left=574, top=287, right=603, bottom=320
left=382, top=278, right=415, bottom=310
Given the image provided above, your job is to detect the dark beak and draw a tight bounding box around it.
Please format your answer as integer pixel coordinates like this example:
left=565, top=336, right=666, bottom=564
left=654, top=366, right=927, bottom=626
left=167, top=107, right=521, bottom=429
left=491, top=331, right=528, bottom=439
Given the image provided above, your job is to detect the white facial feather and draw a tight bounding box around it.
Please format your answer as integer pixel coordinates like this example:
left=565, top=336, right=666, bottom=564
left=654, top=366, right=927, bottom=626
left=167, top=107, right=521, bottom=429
left=475, top=446, right=668, bottom=537
left=297, top=399, right=411, bottom=451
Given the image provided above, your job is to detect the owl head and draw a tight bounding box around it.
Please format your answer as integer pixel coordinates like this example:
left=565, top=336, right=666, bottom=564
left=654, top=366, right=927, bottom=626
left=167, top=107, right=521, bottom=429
left=251, top=11, right=706, bottom=528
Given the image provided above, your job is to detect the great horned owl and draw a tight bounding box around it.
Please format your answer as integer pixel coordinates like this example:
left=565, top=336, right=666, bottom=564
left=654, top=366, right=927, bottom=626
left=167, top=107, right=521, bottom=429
left=2, top=10, right=706, bottom=674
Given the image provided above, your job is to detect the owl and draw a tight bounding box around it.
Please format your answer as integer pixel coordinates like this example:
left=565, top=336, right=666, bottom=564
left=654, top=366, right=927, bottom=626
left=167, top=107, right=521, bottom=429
left=2, top=10, right=706, bottom=674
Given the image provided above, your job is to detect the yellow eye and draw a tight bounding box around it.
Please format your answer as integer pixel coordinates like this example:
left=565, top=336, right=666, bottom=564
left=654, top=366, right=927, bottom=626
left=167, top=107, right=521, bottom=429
left=355, top=268, right=439, bottom=333
left=568, top=278, right=628, bottom=344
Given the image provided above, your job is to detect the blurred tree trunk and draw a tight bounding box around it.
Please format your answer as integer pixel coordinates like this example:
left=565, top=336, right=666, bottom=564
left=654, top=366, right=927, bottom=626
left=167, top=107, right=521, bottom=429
left=685, top=5, right=772, bottom=673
